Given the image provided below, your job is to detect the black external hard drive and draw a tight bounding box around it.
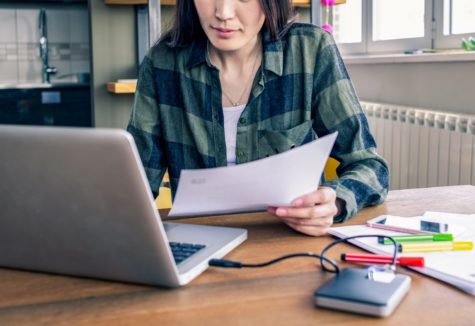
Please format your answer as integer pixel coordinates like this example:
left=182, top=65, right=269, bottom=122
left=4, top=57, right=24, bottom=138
left=314, top=267, right=411, bottom=317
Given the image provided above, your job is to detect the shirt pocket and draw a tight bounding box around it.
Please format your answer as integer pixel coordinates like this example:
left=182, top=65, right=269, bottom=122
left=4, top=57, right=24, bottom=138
left=257, top=120, right=316, bottom=159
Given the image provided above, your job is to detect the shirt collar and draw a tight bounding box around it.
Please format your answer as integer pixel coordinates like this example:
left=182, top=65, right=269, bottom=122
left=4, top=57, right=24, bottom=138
left=186, top=28, right=284, bottom=76
left=261, top=28, right=284, bottom=77
left=187, top=37, right=208, bottom=68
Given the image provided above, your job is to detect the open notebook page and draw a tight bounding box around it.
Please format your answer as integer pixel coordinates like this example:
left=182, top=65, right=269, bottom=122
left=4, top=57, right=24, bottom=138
left=328, top=212, right=475, bottom=295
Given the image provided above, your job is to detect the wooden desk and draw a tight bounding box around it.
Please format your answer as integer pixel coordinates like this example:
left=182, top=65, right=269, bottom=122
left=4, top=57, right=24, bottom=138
left=1, top=186, right=474, bottom=325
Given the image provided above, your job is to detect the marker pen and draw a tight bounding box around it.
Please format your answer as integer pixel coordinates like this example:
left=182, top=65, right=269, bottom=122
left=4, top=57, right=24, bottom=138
left=397, top=241, right=473, bottom=253
left=341, top=253, right=425, bottom=267
left=378, top=233, right=453, bottom=245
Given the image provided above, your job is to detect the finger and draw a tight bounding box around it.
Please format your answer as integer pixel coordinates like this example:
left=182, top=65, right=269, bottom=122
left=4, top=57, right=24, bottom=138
left=278, top=215, right=333, bottom=228
left=267, top=207, right=276, bottom=214
left=292, top=187, right=336, bottom=207
left=275, top=203, right=337, bottom=220
left=283, top=220, right=330, bottom=237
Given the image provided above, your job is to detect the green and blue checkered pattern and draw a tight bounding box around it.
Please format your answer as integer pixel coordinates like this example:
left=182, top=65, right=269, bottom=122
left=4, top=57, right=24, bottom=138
left=127, top=23, right=389, bottom=222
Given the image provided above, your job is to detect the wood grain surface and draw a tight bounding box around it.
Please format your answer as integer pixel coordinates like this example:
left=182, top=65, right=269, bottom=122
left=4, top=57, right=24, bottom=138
left=1, top=186, right=474, bottom=325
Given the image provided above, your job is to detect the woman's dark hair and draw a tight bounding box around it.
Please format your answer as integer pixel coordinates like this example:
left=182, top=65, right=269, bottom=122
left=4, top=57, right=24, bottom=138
left=160, top=0, right=295, bottom=47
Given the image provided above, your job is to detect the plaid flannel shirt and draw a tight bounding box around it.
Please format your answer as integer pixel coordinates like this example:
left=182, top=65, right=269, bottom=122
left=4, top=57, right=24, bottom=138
left=127, top=23, right=389, bottom=222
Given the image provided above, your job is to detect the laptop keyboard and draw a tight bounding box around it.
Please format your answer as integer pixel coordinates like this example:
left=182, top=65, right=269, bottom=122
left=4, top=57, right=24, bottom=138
left=169, top=242, right=206, bottom=265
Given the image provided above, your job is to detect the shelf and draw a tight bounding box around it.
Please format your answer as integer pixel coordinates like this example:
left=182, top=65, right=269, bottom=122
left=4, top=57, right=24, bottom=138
left=104, top=0, right=174, bottom=5
left=104, top=0, right=147, bottom=4
left=107, top=80, right=137, bottom=94
left=343, top=51, right=475, bottom=65
left=291, top=0, right=346, bottom=5
left=103, top=0, right=346, bottom=6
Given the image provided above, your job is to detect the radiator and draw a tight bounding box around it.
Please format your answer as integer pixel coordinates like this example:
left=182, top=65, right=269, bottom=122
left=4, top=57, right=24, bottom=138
left=361, top=101, right=475, bottom=190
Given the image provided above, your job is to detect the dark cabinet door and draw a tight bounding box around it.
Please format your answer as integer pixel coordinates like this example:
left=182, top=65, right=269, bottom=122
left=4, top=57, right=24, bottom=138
left=0, top=86, right=92, bottom=127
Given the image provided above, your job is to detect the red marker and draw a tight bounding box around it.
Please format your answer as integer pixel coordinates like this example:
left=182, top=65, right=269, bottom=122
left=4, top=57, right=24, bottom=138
left=341, top=253, right=425, bottom=267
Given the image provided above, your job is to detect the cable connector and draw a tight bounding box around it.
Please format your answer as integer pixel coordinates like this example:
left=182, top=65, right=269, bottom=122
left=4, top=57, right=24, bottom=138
left=209, top=259, right=243, bottom=268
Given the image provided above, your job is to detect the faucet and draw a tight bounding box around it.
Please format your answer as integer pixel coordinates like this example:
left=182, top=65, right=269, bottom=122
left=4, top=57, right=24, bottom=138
left=38, top=9, right=57, bottom=83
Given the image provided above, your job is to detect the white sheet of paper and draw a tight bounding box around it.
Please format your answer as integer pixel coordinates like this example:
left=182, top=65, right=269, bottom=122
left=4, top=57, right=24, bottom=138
left=329, top=213, right=475, bottom=295
left=168, top=132, right=338, bottom=217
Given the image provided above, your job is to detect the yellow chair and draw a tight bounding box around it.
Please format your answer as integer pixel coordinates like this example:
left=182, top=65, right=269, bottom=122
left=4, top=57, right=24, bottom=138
left=155, top=158, right=340, bottom=209
left=324, top=157, right=340, bottom=182
left=155, top=172, right=173, bottom=209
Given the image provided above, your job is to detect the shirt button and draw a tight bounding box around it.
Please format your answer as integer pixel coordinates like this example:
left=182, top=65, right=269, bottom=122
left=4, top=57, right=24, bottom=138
left=239, top=117, right=247, bottom=125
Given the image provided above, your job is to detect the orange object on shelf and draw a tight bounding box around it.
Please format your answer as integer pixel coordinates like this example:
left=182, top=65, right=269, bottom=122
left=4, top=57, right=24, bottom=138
left=107, top=80, right=137, bottom=94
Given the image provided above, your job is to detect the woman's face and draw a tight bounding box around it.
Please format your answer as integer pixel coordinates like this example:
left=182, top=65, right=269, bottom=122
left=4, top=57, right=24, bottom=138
left=194, top=0, right=266, bottom=52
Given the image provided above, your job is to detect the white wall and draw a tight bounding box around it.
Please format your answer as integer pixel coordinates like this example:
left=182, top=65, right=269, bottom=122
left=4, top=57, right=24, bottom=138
left=346, top=61, right=475, bottom=115
left=90, top=0, right=136, bottom=128
left=0, top=4, right=90, bottom=84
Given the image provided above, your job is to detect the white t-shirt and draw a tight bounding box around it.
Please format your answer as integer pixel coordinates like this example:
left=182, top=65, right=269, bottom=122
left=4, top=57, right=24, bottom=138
left=223, top=104, right=246, bottom=165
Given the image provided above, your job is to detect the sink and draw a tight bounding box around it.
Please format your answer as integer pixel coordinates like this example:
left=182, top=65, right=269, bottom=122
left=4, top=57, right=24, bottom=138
left=0, top=82, right=90, bottom=90
left=0, top=83, right=52, bottom=89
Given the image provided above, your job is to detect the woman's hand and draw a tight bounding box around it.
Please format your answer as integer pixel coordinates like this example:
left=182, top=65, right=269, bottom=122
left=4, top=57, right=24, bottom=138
left=267, top=187, right=339, bottom=236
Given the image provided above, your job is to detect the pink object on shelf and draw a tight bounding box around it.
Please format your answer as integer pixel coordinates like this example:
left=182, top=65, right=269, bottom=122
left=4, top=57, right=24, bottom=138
left=321, top=0, right=335, bottom=6
left=322, top=24, right=333, bottom=33
left=321, top=0, right=335, bottom=33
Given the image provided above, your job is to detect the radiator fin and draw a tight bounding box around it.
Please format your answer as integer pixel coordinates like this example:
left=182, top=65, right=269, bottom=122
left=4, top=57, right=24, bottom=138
left=362, top=102, right=475, bottom=190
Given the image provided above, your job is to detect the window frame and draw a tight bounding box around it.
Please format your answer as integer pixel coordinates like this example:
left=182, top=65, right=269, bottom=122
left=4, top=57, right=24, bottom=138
left=366, top=0, right=433, bottom=54
left=433, top=0, right=475, bottom=49
left=322, top=0, right=475, bottom=56
left=333, top=0, right=367, bottom=55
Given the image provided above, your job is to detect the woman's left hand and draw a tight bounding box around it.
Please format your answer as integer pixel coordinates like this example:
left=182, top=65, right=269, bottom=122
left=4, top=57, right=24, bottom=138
left=267, top=186, right=338, bottom=236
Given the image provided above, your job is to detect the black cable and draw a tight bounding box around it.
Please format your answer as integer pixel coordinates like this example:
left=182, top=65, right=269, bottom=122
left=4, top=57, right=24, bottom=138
left=319, top=234, right=398, bottom=273
left=209, top=234, right=399, bottom=274
left=209, top=253, right=340, bottom=273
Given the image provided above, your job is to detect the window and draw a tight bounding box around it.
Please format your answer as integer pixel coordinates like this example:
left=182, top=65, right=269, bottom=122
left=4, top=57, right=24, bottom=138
left=368, top=0, right=432, bottom=53
left=333, top=0, right=365, bottom=54
left=436, top=0, right=475, bottom=48
left=445, top=0, right=475, bottom=35
left=333, top=0, right=362, bottom=43
left=328, top=0, right=475, bottom=55
left=372, top=0, right=425, bottom=41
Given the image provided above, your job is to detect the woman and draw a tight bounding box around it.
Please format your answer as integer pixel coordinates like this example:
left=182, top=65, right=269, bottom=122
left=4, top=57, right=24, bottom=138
left=128, top=0, right=389, bottom=236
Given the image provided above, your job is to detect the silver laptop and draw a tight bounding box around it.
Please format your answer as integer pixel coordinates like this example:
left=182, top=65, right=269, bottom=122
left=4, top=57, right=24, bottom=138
left=0, top=125, right=247, bottom=287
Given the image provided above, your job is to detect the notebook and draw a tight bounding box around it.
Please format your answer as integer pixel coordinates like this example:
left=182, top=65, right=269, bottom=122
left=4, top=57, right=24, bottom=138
left=328, top=212, right=475, bottom=295
left=0, top=125, right=247, bottom=287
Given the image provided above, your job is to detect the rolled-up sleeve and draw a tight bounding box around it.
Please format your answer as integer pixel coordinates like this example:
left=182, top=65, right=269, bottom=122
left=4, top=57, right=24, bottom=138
left=312, top=32, right=389, bottom=223
left=127, top=53, right=166, bottom=198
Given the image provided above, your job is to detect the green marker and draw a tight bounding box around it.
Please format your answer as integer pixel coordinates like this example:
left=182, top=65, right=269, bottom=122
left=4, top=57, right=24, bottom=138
left=378, top=233, right=453, bottom=245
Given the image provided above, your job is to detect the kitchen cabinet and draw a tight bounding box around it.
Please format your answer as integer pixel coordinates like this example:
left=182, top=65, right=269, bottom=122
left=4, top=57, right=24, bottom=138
left=0, top=85, right=92, bottom=127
